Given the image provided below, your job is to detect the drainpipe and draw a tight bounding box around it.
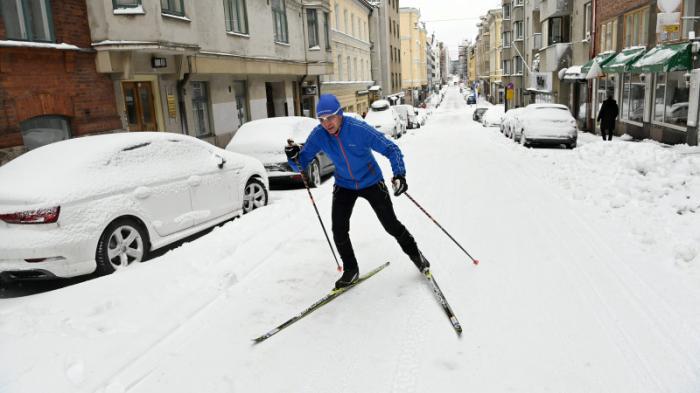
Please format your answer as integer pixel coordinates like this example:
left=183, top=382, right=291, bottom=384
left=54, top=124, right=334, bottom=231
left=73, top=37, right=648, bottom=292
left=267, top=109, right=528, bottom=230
left=177, top=56, right=192, bottom=134
left=299, top=74, right=308, bottom=116
left=587, top=0, right=597, bottom=132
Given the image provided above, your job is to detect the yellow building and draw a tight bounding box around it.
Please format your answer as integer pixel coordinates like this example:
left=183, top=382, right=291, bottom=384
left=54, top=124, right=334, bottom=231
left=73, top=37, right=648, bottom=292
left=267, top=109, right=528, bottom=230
left=468, top=45, right=477, bottom=87
left=399, top=7, right=427, bottom=105
left=486, top=8, right=503, bottom=103
left=321, top=0, right=374, bottom=115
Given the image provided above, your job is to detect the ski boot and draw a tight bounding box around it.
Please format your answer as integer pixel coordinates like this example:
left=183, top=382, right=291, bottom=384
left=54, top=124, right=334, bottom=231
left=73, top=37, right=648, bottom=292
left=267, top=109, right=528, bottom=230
left=410, top=252, right=430, bottom=273
left=335, top=266, right=359, bottom=289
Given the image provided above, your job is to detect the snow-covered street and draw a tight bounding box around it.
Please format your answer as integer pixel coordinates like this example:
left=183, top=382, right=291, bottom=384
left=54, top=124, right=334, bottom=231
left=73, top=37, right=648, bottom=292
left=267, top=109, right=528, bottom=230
left=2, top=87, right=700, bottom=393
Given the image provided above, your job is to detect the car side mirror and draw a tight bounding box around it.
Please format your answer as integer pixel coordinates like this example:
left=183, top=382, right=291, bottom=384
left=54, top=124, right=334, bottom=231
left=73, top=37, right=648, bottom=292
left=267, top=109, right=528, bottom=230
left=215, top=155, right=226, bottom=169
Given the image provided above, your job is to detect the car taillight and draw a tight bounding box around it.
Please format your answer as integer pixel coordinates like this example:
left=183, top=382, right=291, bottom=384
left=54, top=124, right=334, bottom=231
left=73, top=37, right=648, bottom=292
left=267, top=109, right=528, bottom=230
left=0, top=206, right=60, bottom=224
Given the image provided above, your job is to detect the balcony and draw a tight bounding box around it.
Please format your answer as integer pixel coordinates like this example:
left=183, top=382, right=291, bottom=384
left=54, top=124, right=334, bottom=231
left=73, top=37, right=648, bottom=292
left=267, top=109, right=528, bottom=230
left=538, top=42, right=572, bottom=72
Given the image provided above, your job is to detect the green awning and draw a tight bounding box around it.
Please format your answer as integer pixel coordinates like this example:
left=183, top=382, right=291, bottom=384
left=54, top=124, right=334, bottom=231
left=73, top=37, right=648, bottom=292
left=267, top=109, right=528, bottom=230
left=628, top=42, right=692, bottom=73
left=601, top=47, right=646, bottom=73
left=581, top=51, right=617, bottom=74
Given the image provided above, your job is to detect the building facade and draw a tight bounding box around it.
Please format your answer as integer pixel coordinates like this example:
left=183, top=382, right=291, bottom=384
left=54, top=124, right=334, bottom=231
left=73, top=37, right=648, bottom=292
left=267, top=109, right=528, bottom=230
left=487, top=8, right=503, bottom=103
left=368, top=0, right=402, bottom=103
left=322, top=0, right=373, bottom=115
left=0, top=0, right=122, bottom=164
left=399, top=7, right=427, bottom=105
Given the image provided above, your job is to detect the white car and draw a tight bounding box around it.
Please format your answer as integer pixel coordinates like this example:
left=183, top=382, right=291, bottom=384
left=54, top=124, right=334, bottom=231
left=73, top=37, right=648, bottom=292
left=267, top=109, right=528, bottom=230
left=395, top=104, right=420, bottom=129
left=365, top=100, right=404, bottom=138
left=225, top=117, right=334, bottom=188
left=501, top=107, right=526, bottom=139
left=518, top=104, right=578, bottom=149
left=482, top=106, right=505, bottom=127
left=0, top=132, right=269, bottom=280
left=415, top=108, right=428, bottom=126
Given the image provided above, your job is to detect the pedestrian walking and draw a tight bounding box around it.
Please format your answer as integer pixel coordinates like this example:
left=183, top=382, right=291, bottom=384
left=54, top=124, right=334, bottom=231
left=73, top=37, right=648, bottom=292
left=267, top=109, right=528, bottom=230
left=284, top=94, right=429, bottom=289
left=597, top=94, right=619, bottom=141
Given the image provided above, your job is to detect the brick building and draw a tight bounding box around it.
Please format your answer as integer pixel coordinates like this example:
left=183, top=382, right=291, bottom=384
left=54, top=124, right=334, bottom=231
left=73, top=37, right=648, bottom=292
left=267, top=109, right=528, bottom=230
left=0, top=0, right=121, bottom=164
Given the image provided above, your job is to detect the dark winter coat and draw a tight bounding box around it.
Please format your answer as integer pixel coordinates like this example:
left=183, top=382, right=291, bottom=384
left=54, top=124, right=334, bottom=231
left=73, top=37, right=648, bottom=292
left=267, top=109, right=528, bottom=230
left=597, top=98, right=619, bottom=130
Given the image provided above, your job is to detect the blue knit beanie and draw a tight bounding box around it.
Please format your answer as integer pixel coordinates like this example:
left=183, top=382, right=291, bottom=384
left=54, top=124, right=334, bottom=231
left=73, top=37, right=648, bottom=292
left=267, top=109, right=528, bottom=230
left=316, top=94, right=343, bottom=117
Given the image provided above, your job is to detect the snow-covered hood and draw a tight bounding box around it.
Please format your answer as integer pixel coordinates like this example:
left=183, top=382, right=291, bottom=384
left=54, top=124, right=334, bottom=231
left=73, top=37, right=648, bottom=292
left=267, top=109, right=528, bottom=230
left=226, top=117, right=318, bottom=165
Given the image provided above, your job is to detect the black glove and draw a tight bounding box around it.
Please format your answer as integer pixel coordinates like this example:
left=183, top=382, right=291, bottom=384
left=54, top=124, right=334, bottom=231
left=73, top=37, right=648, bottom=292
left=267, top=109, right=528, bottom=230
left=285, top=143, right=300, bottom=161
left=391, top=175, right=407, bottom=196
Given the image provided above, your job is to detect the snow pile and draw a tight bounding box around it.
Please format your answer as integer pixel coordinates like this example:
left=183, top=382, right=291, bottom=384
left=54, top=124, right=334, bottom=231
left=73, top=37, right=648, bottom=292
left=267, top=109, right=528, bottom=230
left=528, top=136, right=700, bottom=267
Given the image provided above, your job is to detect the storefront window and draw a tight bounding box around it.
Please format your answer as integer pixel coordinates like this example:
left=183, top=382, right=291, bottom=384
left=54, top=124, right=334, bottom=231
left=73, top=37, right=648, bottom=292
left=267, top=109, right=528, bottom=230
left=621, top=73, right=644, bottom=122
left=597, top=76, right=615, bottom=114
left=654, top=72, right=689, bottom=127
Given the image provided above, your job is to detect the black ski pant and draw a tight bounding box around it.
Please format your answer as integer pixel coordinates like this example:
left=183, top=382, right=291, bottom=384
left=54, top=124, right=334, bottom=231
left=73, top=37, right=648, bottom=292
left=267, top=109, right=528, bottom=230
left=331, top=182, right=420, bottom=271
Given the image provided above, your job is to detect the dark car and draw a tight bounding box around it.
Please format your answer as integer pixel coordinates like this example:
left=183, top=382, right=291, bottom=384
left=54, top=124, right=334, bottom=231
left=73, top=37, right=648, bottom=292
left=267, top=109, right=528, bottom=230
left=473, top=107, right=489, bottom=122
left=466, top=95, right=476, bottom=105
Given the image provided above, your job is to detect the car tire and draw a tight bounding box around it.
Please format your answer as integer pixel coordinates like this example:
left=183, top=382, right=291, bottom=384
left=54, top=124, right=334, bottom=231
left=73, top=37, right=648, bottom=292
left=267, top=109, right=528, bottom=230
left=566, top=142, right=577, bottom=149
left=242, top=177, right=268, bottom=214
left=95, top=217, right=149, bottom=275
left=307, top=160, right=322, bottom=188
left=520, top=132, right=529, bottom=147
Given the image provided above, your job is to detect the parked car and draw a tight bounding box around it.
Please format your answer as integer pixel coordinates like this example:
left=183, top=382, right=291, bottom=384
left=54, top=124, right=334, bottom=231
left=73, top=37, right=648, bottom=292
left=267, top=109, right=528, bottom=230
left=473, top=107, right=490, bottom=122
left=365, top=99, right=403, bottom=138
left=415, top=108, right=428, bottom=126
left=466, top=94, right=477, bottom=105
left=226, top=117, right=334, bottom=188
left=501, top=107, right=526, bottom=138
left=0, top=132, right=269, bottom=281
left=518, top=104, right=578, bottom=149
left=396, top=104, right=420, bottom=129
left=482, top=106, right=505, bottom=127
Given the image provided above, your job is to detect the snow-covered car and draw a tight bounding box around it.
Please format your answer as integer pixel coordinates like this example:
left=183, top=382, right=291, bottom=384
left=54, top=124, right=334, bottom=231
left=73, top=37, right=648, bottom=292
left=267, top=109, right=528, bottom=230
left=482, top=106, right=505, bottom=127
left=415, top=108, right=428, bottom=126
left=502, top=107, right=526, bottom=138
left=473, top=107, right=489, bottom=122
left=225, top=117, right=334, bottom=188
left=396, top=105, right=420, bottom=129
left=466, top=94, right=477, bottom=105
left=365, top=100, right=403, bottom=138
left=518, top=104, right=578, bottom=149
left=0, top=132, right=269, bottom=281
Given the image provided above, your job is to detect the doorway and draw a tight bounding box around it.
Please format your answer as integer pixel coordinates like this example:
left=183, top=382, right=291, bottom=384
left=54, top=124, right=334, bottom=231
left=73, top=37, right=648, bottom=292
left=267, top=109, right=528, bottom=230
left=122, top=81, right=157, bottom=131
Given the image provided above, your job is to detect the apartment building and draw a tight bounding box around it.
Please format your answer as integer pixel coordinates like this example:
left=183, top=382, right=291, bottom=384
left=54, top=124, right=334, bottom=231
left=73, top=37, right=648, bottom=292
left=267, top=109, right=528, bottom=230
left=399, top=7, right=427, bottom=105
left=501, top=0, right=526, bottom=108
left=85, top=0, right=333, bottom=148
left=475, top=18, right=491, bottom=99
left=486, top=8, right=503, bottom=103
left=322, top=0, right=373, bottom=115
left=0, top=0, right=122, bottom=164
left=368, top=0, right=402, bottom=103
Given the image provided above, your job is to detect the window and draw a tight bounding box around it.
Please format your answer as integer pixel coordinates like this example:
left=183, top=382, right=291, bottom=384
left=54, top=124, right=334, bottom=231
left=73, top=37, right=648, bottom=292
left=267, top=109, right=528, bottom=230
left=337, top=55, right=343, bottom=80
left=502, top=59, right=511, bottom=75
left=502, top=4, right=510, bottom=20
left=502, top=31, right=511, bottom=48
left=513, top=56, right=522, bottom=74
left=113, top=0, right=140, bottom=7
left=653, top=71, right=690, bottom=127
left=161, top=0, right=184, bottom=16
left=224, top=0, right=248, bottom=34
left=584, top=2, right=592, bottom=40
left=353, top=57, right=357, bottom=80
left=344, top=9, right=348, bottom=33
left=324, top=12, right=331, bottom=49
left=334, top=4, right=339, bottom=29
left=621, top=73, right=645, bottom=123
left=191, top=82, right=212, bottom=137
left=20, top=115, right=70, bottom=150
left=307, top=9, right=319, bottom=48
left=513, top=0, right=523, bottom=5
left=547, top=16, right=569, bottom=45
left=623, top=7, right=648, bottom=48
left=347, top=55, right=351, bottom=80
left=513, top=21, right=523, bottom=40
left=2, top=0, right=54, bottom=42
left=271, top=0, right=288, bottom=43
left=600, top=18, right=617, bottom=52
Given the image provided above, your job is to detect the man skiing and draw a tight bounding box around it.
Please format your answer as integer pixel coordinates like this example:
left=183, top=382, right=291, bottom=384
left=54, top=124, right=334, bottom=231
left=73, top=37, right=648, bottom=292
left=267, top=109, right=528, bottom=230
left=285, top=94, right=429, bottom=289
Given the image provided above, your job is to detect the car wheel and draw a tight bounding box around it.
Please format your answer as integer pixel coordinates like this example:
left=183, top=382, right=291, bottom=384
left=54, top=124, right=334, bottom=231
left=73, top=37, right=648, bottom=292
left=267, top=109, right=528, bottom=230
left=95, top=217, right=148, bottom=275
left=520, top=132, right=529, bottom=147
left=566, top=142, right=577, bottom=149
left=307, top=160, right=322, bottom=188
left=243, top=178, right=268, bottom=214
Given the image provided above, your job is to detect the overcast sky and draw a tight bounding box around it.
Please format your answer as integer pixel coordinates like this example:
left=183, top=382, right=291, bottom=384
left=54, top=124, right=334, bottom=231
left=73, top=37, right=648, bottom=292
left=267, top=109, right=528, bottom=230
left=400, top=1, right=502, bottom=60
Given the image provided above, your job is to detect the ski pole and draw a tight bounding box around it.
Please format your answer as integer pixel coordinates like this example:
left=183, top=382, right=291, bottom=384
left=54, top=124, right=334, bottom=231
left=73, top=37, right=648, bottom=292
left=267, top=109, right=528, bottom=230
left=287, top=139, right=342, bottom=272
left=403, top=192, right=479, bottom=265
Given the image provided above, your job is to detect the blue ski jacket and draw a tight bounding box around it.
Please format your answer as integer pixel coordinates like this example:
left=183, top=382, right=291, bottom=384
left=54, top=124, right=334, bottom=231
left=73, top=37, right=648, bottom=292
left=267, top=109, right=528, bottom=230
left=289, top=116, right=406, bottom=190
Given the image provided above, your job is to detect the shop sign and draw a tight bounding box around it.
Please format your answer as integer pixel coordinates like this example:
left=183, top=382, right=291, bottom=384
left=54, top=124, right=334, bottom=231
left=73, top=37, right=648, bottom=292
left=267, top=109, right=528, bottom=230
left=166, top=94, right=177, bottom=118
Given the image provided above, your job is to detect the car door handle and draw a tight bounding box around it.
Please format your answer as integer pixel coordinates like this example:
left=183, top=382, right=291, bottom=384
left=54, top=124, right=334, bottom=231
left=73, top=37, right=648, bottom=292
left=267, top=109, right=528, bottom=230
left=188, top=175, right=202, bottom=187
left=134, top=186, right=151, bottom=199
